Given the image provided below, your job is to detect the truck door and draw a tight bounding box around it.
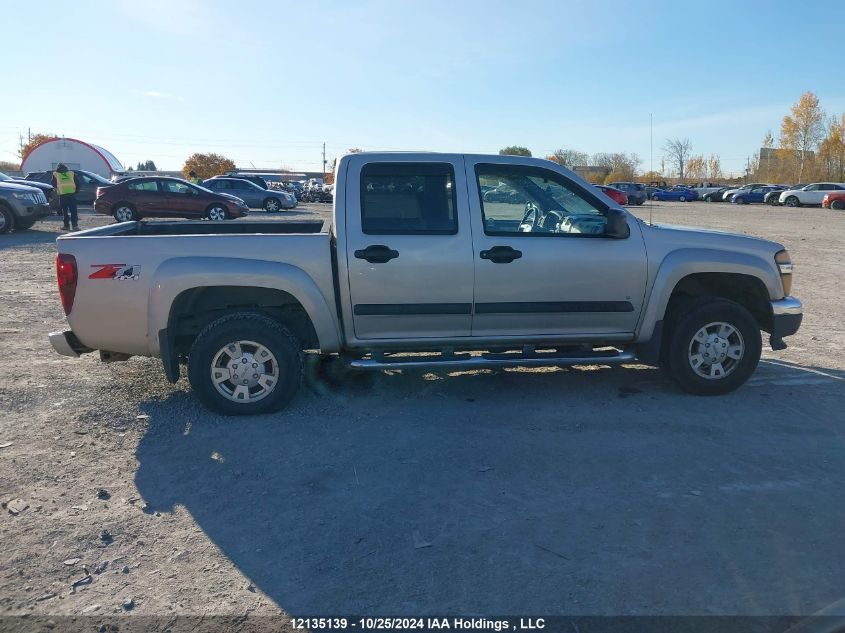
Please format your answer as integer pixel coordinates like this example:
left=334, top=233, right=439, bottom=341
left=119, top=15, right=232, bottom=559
left=344, top=156, right=474, bottom=340
left=467, top=159, right=648, bottom=338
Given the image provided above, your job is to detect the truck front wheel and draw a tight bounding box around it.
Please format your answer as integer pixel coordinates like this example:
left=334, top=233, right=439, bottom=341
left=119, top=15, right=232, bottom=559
left=664, top=298, right=761, bottom=395
left=187, top=313, right=303, bottom=415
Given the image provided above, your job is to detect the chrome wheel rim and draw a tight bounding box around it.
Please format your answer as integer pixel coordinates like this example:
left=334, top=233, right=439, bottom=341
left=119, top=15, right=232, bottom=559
left=208, top=207, right=226, bottom=221
left=688, top=321, right=744, bottom=380
left=265, top=199, right=280, bottom=211
left=210, top=340, right=279, bottom=403
left=0, top=212, right=6, bottom=231
left=786, top=198, right=797, bottom=207
left=115, top=206, right=133, bottom=222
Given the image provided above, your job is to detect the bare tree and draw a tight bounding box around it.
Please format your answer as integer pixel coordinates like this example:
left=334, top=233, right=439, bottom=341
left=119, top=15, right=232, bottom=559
left=662, top=138, right=693, bottom=180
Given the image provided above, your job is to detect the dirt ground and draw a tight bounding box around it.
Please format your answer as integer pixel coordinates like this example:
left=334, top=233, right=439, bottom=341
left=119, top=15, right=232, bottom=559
left=1, top=201, right=844, bottom=622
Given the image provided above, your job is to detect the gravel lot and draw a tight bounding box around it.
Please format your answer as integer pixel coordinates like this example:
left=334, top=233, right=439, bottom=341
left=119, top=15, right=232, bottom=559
left=1, top=201, right=844, bottom=619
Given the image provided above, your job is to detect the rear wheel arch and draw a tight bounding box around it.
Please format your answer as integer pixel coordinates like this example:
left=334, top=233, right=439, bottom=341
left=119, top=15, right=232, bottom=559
left=167, top=285, right=320, bottom=359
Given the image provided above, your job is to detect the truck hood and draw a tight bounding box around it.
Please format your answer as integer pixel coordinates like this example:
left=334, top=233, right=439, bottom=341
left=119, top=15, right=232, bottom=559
left=640, top=219, right=783, bottom=252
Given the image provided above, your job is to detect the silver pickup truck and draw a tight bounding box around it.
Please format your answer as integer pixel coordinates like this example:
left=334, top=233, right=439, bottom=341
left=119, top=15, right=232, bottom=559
left=49, top=152, right=803, bottom=415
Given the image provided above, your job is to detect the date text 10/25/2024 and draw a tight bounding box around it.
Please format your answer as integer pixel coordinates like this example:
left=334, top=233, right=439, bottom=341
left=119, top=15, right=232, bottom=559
left=290, top=618, right=546, bottom=631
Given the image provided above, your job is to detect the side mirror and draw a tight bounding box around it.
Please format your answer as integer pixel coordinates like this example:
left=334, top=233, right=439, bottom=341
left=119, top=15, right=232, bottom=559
left=605, top=207, right=629, bottom=238
left=185, top=188, right=195, bottom=196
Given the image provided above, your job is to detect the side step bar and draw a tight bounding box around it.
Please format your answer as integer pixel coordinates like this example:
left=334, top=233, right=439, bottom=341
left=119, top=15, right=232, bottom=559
left=348, top=349, right=636, bottom=371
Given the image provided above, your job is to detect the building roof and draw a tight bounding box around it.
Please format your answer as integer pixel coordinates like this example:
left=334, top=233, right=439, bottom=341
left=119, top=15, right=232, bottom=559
left=21, top=137, right=124, bottom=172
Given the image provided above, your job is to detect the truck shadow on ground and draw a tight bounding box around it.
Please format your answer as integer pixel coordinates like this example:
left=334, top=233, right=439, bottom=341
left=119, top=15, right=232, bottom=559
left=133, top=359, right=845, bottom=614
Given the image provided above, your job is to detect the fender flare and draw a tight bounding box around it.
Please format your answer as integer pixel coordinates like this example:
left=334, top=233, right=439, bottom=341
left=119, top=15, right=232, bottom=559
left=146, top=257, right=342, bottom=356
left=636, top=248, right=781, bottom=342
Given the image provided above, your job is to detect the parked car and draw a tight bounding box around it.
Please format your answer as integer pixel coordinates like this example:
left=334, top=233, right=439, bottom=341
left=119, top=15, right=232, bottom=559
left=822, top=191, right=845, bottom=210
left=0, top=171, right=59, bottom=210
left=731, top=185, right=785, bottom=205
left=0, top=181, right=50, bottom=234
left=691, top=183, right=728, bottom=201
left=778, top=183, right=845, bottom=207
left=203, top=177, right=296, bottom=211
left=222, top=172, right=269, bottom=189
left=93, top=177, right=249, bottom=222
left=25, top=169, right=113, bottom=204
left=701, top=187, right=731, bottom=203
left=50, top=152, right=802, bottom=414
left=594, top=184, right=628, bottom=205
left=721, top=183, right=770, bottom=202
left=607, top=182, right=646, bottom=205
left=651, top=187, right=698, bottom=202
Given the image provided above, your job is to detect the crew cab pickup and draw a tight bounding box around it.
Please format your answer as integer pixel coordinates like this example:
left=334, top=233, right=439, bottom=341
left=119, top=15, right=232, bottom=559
left=50, top=153, right=803, bottom=415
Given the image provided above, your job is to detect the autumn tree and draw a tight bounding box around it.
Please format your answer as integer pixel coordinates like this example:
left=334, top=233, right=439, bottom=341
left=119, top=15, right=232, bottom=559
left=818, top=114, right=845, bottom=182
left=685, top=155, right=706, bottom=181
left=593, top=152, right=641, bottom=181
left=780, top=91, right=826, bottom=182
left=347, top=148, right=363, bottom=154
left=19, top=132, right=56, bottom=159
left=662, top=138, right=693, bottom=180
left=0, top=160, right=20, bottom=171
left=707, top=154, right=723, bottom=180
left=545, top=148, right=588, bottom=167
left=182, top=153, right=236, bottom=180
left=499, top=146, right=532, bottom=157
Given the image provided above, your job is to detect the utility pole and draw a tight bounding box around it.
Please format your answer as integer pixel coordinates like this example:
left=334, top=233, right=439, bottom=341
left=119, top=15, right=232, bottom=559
left=322, top=142, right=326, bottom=180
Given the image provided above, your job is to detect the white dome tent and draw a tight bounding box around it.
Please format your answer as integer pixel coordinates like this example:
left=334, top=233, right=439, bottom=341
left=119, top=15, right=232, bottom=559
left=21, top=137, right=124, bottom=178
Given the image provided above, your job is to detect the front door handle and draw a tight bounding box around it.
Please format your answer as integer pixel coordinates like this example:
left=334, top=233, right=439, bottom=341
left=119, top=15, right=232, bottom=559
left=480, top=245, right=522, bottom=264
left=354, top=244, right=399, bottom=264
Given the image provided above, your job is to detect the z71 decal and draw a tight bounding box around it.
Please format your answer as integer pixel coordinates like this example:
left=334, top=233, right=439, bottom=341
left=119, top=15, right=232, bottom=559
left=89, top=264, right=142, bottom=281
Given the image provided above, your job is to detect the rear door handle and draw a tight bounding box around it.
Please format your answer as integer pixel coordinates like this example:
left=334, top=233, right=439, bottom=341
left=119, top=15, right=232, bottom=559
left=479, top=245, right=522, bottom=264
left=354, top=244, right=399, bottom=263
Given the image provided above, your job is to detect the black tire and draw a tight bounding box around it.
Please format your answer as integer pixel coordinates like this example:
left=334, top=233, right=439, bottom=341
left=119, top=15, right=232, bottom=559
left=663, top=297, right=761, bottom=396
left=679, top=195, right=686, bottom=202
left=187, top=312, right=303, bottom=415
left=704, top=195, right=713, bottom=202
left=113, top=203, right=137, bottom=222
left=831, top=199, right=845, bottom=211
left=0, top=206, right=14, bottom=234
left=263, top=197, right=282, bottom=212
left=785, top=196, right=800, bottom=208
left=768, top=196, right=779, bottom=206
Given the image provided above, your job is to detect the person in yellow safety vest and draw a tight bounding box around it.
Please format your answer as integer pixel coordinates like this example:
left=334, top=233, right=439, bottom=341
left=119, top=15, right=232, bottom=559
left=51, top=163, right=80, bottom=231
left=188, top=170, right=201, bottom=185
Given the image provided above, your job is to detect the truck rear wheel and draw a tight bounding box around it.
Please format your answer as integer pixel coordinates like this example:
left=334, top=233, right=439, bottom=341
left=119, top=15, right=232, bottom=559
left=664, top=298, right=761, bottom=395
left=187, top=312, right=303, bottom=415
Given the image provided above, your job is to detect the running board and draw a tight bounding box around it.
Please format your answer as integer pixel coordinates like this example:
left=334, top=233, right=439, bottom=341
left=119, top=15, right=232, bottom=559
left=348, top=349, right=636, bottom=371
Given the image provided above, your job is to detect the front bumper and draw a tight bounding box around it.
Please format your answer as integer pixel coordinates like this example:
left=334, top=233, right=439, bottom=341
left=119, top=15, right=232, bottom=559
left=769, top=296, right=803, bottom=350
left=49, top=330, right=93, bottom=357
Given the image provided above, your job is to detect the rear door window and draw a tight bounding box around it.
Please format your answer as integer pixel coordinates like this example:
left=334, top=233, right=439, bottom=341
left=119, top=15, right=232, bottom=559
left=360, top=163, right=458, bottom=235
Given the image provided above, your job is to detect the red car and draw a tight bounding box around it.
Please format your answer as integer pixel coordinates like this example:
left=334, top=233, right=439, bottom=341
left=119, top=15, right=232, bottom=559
left=94, top=177, right=249, bottom=222
left=822, top=191, right=845, bottom=210
left=594, top=184, right=628, bottom=205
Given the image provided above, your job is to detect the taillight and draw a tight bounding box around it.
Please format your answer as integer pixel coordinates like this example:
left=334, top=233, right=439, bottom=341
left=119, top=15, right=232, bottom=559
left=56, top=253, right=78, bottom=315
left=96, top=187, right=104, bottom=198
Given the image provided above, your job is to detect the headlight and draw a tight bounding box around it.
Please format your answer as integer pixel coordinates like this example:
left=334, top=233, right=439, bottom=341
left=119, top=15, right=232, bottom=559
left=775, top=250, right=793, bottom=295
left=12, top=192, right=35, bottom=201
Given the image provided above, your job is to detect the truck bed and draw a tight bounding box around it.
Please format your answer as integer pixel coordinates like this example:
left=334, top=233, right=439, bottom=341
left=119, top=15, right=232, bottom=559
left=56, top=220, right=336, bottom=357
